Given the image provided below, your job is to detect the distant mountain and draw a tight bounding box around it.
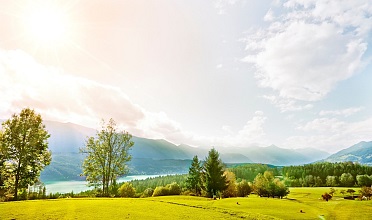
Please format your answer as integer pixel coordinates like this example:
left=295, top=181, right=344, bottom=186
left=37, top=121, right=331, bottom=181
left=219, top=145, right=330, bottom=166
left=324, top=141, right=372, bottom=165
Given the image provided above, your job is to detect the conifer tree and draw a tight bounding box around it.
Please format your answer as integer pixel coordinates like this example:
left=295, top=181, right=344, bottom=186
left=186, top=155, right=202, bottom=195
left=203, top=148, right=228, bottom=198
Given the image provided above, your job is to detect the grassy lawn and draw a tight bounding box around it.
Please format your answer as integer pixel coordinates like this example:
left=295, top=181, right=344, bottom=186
left=1, top=188, right=371, bottom=219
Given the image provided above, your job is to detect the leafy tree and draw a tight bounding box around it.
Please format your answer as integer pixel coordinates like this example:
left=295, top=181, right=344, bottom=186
left=326, top=176, right=338, bottom=186
left=186, top=155, right=202, bottom=195
left=253, top=171, right=289, bottom=198
left=340, top=173, right=354, bottom=187
left=356, top=175, right=372, bottom=187
left=202, top=148, right=228, bottom=198
left=222, top=171, right=237, bottom=198
left=253, top=173, right=269, bottom=197
left=236, top=179, right=252, bottom=197
left=0, top=108, right=51, bottom=200
left=152, top=182, right=181, bottom=197
left=119, top=182, right=136, bottom=198
left=80, top=119, right=134, bottom=196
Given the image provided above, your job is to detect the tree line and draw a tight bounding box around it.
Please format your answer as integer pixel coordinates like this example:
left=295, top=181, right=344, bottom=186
left=283, top=162, right=372, bottom=187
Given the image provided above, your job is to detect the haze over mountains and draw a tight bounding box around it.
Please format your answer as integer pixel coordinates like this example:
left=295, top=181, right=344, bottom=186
left=38, top=121, right=371, bottom=181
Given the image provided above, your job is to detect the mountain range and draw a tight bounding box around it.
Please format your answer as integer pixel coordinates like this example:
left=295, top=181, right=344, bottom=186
left=6, top=120, right=370, bottom=181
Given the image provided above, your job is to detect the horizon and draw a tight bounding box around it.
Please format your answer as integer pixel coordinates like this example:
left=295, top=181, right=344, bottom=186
left=1, top=0, right=371, bottom=153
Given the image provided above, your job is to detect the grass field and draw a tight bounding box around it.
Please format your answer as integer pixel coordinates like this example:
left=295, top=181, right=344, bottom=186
left=1, top=187, right=371, bottom=219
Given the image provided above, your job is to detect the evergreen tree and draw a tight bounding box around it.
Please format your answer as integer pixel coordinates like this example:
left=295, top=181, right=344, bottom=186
left=203, top=148, right=228, bottom=198
left=186, top=155, right=202, bottom=195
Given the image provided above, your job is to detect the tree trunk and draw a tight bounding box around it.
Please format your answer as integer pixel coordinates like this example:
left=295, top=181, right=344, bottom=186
left=14, top=165, right=20, bottom=200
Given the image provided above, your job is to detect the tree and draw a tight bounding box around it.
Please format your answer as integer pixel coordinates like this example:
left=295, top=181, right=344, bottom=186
left=253, top=171, right=289, bottom=198
left=0, top=108, right=51, bottom=200
left=119, top=182, right=136, bottom=198
left=253, top=173, right=269, bottom=197
left=326, top=176, right=338, bottom=186
left=222, top=171, right=237, bottom=198
left=186, top=155, right=202, bottom=195
left=340, top=173, right=354, bottom=187
left=356, top=175, right=372, bottom=187
left=80, top=119, right=134, bottom=196
left=236, top=180, right=252, bottom=197
left=203, top=148, right=228, bottom=198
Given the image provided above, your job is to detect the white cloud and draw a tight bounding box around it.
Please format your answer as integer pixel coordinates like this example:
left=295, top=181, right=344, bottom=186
left=263, top=95, right=313, bottom=112
left=297, top=117, right=346, bottom=132
left=286, top=116, right=372, bottom=152
left=0, top=49, right=183, bottom=141
left=319, top=107, right=364, bottom=117
left=244, top=0, right=371, bottom=102
left=0, top=49, right=269, bottom=148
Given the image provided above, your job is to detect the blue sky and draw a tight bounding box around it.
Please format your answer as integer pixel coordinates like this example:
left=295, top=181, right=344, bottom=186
left=0, top=0, right=371, bottom=153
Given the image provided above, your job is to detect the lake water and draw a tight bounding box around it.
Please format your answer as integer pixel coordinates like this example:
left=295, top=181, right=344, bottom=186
left=44, top=175, right=162, bottom=194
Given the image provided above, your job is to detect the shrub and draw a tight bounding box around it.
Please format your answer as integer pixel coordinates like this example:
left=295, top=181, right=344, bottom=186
left=118, top=182, right=136, bottom=198
left=168, top=182, right=181, bottom=195
left=142, top=188, right=154, bottom=197
left=153, top=186, right=169, bottom=197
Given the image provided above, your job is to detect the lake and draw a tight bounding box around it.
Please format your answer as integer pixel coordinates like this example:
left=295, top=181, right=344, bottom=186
left=44, top=175, right=162, bottom=194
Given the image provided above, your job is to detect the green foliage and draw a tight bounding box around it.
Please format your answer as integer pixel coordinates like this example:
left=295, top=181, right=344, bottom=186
left=283, top=162, right=372, bottom=187
left=186, top=155, right=202, bottom=195
left=356, top=174, right=372, bottom=186
left=152, top=186, right=169, bottom=197
left=152, top=182, right=181, bottom=197
left=340, top=173, right=354, bottom=187
left=236, top=179, right=252, bottom=197
left=229, top=164, right=280, bottom=182
left=129, top=174, right=187, bottom=194
left=118, top=182, right=136, bottom=198
left=222, top=171, right=237, bottom=198
left=325, top=176, right=338, bottom=186
left=253, top=171, right=289, bottom=198
left=203, top=148, right=228, bottom=198
left=80, top=119, right=134, bottom=196
left=0, top=108, right=51, bottom=200
left=142, top=188, right=154, bottom=197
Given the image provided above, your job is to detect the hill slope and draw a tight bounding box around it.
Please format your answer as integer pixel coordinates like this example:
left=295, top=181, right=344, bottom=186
left=324, top=141, right=372, bottom=165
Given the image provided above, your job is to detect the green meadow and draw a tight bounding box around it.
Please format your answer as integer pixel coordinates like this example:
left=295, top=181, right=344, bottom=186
left=1, top=188, right=371, bottom=220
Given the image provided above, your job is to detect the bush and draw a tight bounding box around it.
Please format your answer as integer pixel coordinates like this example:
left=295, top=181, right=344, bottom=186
left=168, top=182, right=181, bottom=195
left=152, top=182, right=182, bottom=197
left=118, top=182, right=136, bottom=198
left=153, top=186, right=170, bottom=197
left=142, top=188, right=154, bottom=197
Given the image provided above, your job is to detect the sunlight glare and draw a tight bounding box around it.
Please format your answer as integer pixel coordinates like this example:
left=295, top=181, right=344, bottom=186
left=23, top=4, right=69, bottom=47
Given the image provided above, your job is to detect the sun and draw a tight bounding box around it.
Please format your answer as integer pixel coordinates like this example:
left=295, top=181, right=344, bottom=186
left=21, top=3, right=70, bottom=48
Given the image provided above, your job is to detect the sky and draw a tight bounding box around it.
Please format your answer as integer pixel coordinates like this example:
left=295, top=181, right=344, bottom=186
left=0, top=0, right=371, bottom=153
